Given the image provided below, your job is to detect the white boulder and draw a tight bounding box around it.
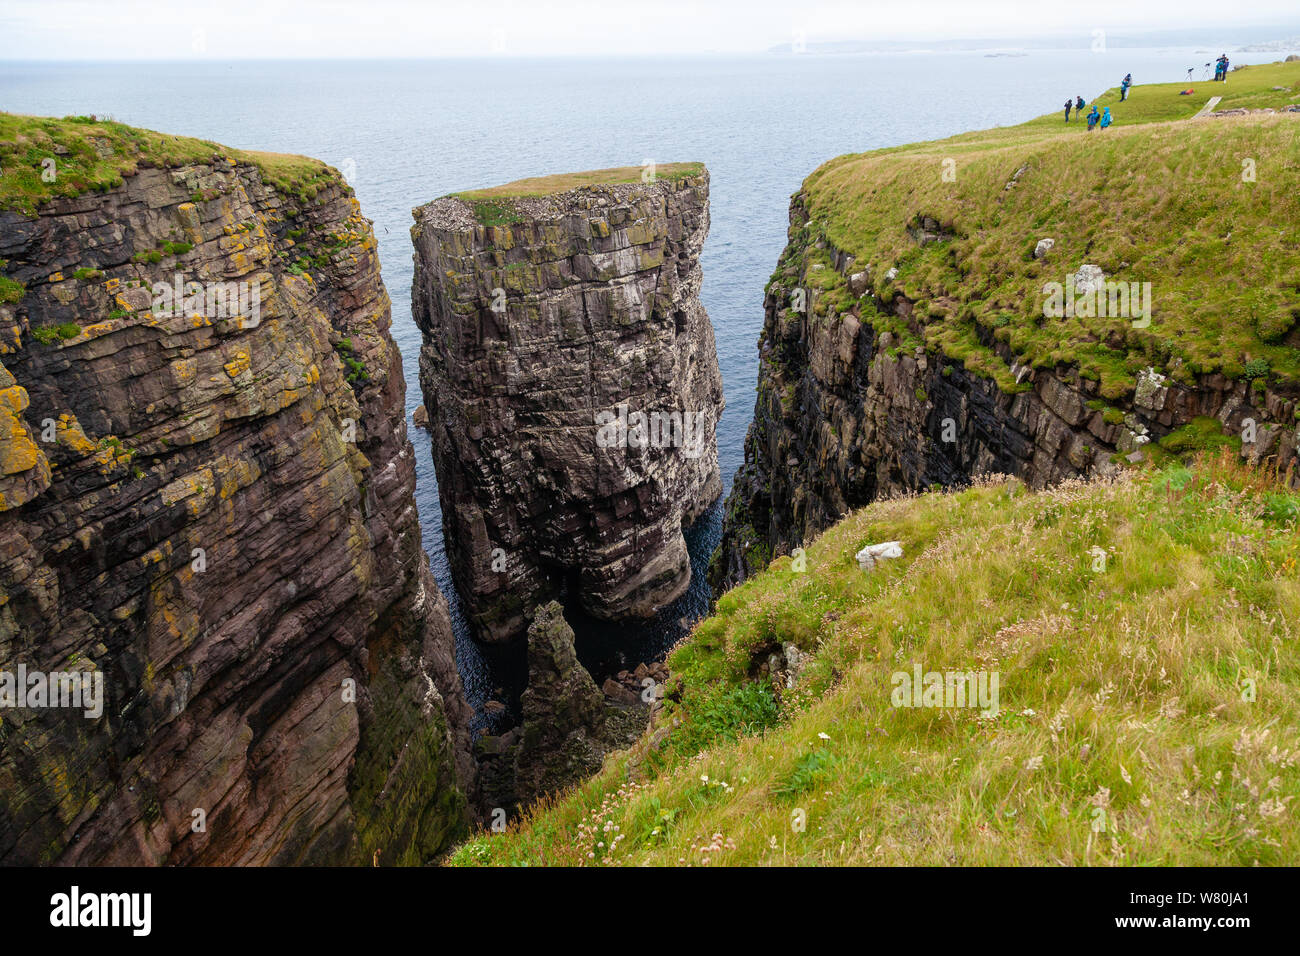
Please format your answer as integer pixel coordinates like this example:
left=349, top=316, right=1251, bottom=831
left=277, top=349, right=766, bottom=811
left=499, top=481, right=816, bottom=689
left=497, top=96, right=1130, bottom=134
left=856, top=541, right=903, bottom=571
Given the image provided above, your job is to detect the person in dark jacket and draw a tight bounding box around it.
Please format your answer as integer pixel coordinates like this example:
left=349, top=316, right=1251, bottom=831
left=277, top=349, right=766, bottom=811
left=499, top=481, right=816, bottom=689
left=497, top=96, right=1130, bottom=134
left=1065, top=98, right=1073, bottom=121
left=1120, top=73, right=1132, bottom=100
left=1076, top=95, right=1085, bottom=112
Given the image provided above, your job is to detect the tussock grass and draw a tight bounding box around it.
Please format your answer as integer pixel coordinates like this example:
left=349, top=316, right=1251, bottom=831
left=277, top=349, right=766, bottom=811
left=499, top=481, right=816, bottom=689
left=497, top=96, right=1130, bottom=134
left=451, top=450, right=1300, bottom=866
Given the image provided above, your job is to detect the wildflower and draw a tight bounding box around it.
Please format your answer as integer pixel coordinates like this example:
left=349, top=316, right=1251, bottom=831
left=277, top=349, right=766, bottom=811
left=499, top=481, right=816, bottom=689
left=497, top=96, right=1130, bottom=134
left=1259, top=797, right=1290, bottom=819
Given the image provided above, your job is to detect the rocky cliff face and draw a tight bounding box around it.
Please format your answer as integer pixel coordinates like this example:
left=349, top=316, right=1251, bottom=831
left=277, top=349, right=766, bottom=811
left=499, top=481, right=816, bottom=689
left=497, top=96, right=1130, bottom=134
left=412, top=168, right=724, bottom=643
left=0, top=131, right=474, bottom=864
left=474, top=600, right=650, bottom=814
left=714, top=196, right=1300, bottom=589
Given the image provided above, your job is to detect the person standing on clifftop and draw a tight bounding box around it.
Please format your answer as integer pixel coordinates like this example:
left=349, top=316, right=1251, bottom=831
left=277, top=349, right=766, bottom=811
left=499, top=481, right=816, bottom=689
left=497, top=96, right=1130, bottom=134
left=1120, top=73, right=1132, bottom=100
left=1100, top=106, right=1113, bottom=129
left=1064, top=98, right=1073, bottom=121
left=1087, top=104, right=1099, bottom=131
left=1076, top=95, right=1085, bottom=113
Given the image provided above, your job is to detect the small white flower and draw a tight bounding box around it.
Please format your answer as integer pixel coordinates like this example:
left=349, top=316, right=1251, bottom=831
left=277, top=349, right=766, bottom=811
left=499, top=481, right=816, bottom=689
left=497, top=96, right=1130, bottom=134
left=1025, top=755, right=1044, bottom=771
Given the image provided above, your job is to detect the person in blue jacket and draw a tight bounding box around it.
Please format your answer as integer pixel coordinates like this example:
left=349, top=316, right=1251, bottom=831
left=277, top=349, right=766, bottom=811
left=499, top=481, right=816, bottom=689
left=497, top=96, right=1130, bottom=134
left=1100, top=106, right=1113, bottom=129
left=1087, top=105, right=1100, bottom=130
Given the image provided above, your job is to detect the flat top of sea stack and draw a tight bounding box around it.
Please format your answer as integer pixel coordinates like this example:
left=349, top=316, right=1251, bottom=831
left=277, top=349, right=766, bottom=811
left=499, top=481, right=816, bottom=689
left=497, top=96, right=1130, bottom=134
left=452, top=162, right=704, bottom=201
left=416, top=162, right=707, bottom=231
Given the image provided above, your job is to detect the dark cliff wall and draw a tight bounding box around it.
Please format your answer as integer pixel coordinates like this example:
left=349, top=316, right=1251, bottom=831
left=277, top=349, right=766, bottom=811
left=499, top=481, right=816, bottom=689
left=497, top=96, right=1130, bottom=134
left=411, top=170, right=724, bottom=643
left=713, top=196, right=1300, bottom=589
left=0, top=145, right=474, bottom=864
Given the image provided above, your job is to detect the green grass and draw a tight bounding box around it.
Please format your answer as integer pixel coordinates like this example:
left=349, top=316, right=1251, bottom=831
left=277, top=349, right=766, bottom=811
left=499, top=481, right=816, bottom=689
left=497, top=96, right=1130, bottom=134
left=0, top=112, right=346, bottom=215
left=29, top=322, right=81, bottom=344
left=469, top=200, right=523, bottom=227
left=0, top=275, right=25, bottom=304
left=450, top=450, right=1300, bottom=866
left=453, top=162, right=705, bottom=201
left=791, top=60, right=1300, bottom=396
left=343, top=355, right=368, bottom=384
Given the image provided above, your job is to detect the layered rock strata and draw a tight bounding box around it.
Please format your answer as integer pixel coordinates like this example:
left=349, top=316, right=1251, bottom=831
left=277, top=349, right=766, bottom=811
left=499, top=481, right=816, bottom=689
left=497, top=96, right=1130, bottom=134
left=0, top=132, right=474, bottom=865
left=412, top=168, right=724, bottom=643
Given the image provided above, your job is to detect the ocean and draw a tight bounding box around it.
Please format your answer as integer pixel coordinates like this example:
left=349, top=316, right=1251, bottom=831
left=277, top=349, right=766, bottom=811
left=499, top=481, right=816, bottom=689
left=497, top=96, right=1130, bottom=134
left=1, top=47, right=1284, bottom=729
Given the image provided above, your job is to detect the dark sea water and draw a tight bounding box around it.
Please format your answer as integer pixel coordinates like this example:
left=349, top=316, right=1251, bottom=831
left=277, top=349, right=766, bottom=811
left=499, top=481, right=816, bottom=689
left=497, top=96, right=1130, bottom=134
left=1, top=49, right=1283, bottom=730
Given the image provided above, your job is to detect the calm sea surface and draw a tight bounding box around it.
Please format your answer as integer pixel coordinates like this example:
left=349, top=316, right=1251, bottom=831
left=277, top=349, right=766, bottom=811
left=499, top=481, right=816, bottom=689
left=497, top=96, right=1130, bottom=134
left=2, top=49, right=1281, bottom=729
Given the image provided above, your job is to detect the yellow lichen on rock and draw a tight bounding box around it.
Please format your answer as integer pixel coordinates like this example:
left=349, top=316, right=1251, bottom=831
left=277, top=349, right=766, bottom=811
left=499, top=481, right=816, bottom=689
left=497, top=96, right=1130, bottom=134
left=224, top=349, right=251, bottom=378
left=55, top=413, right=98, bottom=456
left=176, top=202, right=203, bottom=244
left=169, top=357, right=198, bottom=387
left=80, top=321, right=116, bottom=338
left=0, top=383, right=43, bottom=475
left=92, top=437, right=134, bottom=475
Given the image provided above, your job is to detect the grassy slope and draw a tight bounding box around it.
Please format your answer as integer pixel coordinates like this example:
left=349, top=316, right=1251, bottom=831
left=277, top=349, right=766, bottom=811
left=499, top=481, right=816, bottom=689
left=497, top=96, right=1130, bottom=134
left=0, top=112, right=343, bottom=216
left=454, top=450, right=1300, bottom=865
left=795, top=60, right=1300, bottom=397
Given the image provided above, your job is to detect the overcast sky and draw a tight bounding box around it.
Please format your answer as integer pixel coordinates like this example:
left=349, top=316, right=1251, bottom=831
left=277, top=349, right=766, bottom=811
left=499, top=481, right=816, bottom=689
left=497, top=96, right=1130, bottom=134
left=2, top=0, right=1297, bottom=59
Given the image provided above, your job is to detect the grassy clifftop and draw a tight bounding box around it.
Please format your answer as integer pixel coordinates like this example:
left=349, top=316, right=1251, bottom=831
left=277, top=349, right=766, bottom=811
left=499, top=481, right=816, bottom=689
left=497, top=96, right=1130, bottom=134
left=452, top=449, right=1299, bottom=865
left=788, top=60, right=1300, bottom=398
left=0, top=112, right=344, bottom=215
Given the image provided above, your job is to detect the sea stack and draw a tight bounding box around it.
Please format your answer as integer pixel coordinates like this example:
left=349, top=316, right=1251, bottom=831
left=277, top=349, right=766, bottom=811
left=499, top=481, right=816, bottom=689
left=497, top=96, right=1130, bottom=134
left=411, top=164, right=724, bottom=643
